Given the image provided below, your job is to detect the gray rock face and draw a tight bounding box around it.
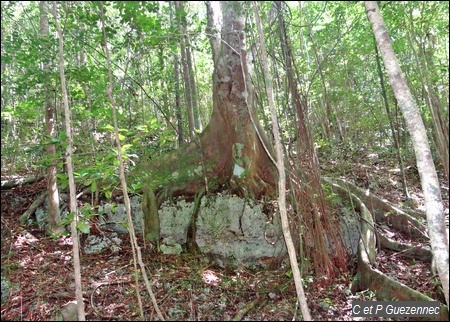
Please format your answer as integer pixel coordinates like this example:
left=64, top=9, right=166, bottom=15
left=101, top=194, right=286, bottom=267
left=99, top=196, right=143, bottom=234
left=195, top=194, right=286, bottom=267
left=34, top=192, right=357, bottom=266
left=83, top=232, right=122, bottom=254
left=159, top=199, right=194, bottom=245
left=1, top=274, right=10, bottom=304
left=35, top=207, right=47, bottom=228
left=339, top=209, right=360, bottom=256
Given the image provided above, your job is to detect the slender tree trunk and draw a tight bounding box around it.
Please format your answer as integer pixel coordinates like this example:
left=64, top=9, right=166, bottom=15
left=186, top=43, right=202, bottom=131
left=1, top=1, right=7, bottom=113
left=52, top=2, right=86, bottom=319
left=40, top=1, right=63, bottom=235
left=174, top=54, right=184, bottom=145
left=170, top=1, right=184, bottom=146
left=365, top=1, right=449, bottom=306
left=373, top=39, right=410, bottom=201
left=253, top=2, right=312, bottom=320
left=175, top=1, right=196, bottom=141
left=99, top=3, right=165, bottom=319
left=307, top=31, right=341, bottom=143
left=406, top=17, right=449, bottom=180
left=275, top=1, right=347, bottom=277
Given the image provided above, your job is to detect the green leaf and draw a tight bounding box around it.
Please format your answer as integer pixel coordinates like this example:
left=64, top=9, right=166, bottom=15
left=76, top=221, right=90, bottom=234
left=100, top=124, right=115, bottom=132
left=131, top=182, right=142, bottom=191
left=60, top=180, right=69, bottom=190
left=121, top=144, right=133, bottom=153
left=65, top=212, right=76, bottom=223
left=56, top=173, right=67, bottom=180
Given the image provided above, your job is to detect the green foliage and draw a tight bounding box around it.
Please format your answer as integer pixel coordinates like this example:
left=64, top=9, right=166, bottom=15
left=1, top=1, right=447, bottom=209
left=59, top=203, right=95, bottom=235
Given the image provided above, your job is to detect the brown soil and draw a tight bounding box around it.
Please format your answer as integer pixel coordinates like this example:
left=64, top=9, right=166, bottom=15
left=1, top=152, right=448, bottom=321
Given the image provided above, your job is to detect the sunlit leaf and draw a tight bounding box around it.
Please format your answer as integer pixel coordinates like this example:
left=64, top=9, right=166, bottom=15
left=76, top=221, right=90, bottom=234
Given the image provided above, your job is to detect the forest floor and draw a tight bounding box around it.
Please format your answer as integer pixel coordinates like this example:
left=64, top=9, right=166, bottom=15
left=1, top=151, right=448, bottom=321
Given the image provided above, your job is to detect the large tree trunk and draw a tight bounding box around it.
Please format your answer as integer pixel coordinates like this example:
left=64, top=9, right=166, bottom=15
left=365, top=1, right=449, bottom=306
left=138, top=1, right=276, bottom=200
left=138, top=1, right=277, bottom=243
left=206, top=1, right=277, bottom=195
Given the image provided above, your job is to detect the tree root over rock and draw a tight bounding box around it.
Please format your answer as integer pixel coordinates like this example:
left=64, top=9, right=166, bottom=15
left=323, top=177, right=448, bottom=320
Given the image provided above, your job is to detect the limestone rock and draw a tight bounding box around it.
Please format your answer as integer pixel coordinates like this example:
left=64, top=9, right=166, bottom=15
left=195, top=194, right=286, bottom=268
left=83, top=232, right=122, bottom=254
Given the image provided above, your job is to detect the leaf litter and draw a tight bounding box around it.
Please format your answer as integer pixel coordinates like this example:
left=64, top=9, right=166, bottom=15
left=1, top=157, right=448, bottom=320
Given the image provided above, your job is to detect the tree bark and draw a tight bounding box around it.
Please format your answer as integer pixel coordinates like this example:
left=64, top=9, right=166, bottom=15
left=169, top=1, right=184, bottom=146
left=209, top=1, right=277, bottom=195
left=40, top=1, right=64, bottom=235
left=138, top=1, right=277, bottom=200
left=253, top=2, right=312, bottom=319
left=52, top=2, right=86, bottom=319
left=173, top=53, right=184, bottom=145
left=365, top=1, right=449, bottom=306
left=187, top=44, right=201, bottom=131
left=138, top=1, right=277, bottom=245
left=373, top=39, right=410, bottom=200
left=99, top=2, right=164, bottom=319
left=175, top=1, right=196, bottom=141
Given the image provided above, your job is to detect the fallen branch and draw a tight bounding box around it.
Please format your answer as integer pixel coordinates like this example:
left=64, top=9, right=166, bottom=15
left=1, top=176, right=45, bottom=190
left=20, top=191, right=48, bottom=224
